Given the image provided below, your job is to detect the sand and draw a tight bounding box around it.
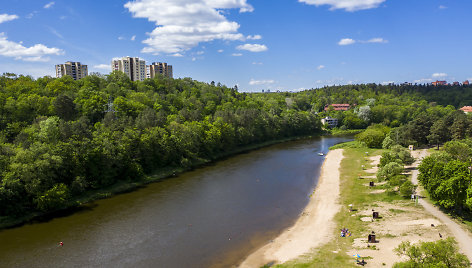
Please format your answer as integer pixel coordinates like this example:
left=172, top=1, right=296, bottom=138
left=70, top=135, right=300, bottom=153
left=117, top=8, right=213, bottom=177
left=238, top=149, right=344, bottom=267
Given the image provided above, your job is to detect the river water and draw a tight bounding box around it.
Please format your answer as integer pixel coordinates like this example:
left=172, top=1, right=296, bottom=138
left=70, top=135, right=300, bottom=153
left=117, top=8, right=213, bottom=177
left=0, top=136, right=350, bottom=268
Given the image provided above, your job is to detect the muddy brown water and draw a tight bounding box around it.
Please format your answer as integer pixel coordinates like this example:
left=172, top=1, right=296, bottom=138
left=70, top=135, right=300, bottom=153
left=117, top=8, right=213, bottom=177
left=0, top=136, right=351, bottom=268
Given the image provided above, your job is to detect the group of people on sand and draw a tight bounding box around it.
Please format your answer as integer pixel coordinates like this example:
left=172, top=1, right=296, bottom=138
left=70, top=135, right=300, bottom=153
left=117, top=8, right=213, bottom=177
left=340, top=227, right=351, bottom=237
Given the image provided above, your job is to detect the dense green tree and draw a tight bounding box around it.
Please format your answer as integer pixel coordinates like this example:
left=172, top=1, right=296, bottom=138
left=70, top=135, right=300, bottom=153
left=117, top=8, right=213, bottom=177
left=394, top=238, right=469, bottom=268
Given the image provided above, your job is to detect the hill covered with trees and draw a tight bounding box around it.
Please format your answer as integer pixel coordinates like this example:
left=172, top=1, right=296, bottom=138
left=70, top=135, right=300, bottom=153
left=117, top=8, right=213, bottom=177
left=1, top=72, right=472, bottom=223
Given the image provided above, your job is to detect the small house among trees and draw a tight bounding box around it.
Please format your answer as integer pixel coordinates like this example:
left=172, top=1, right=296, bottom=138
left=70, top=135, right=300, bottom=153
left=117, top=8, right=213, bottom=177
left=321, top=116, right=338, bottom=128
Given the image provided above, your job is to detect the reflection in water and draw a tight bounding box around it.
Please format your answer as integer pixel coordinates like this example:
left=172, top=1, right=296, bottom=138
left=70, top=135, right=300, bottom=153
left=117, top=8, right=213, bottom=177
left=0, top=136, right=350, bottom=268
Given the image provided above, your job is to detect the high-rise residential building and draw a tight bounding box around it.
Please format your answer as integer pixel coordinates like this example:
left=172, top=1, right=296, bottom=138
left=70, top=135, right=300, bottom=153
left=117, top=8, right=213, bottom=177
left=111, top=57, right=147, bottom=81
left=55, top=61, right=88, bottom=80
left=148, top=62, right=173, bottom=79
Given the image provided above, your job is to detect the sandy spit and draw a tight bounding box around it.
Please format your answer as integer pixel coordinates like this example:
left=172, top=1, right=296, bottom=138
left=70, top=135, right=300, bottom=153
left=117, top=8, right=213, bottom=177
left=238, top=149, right=344, bottom=267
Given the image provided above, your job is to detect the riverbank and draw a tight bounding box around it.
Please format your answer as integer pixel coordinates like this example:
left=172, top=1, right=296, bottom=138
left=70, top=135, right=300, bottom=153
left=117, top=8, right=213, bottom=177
left=239, top=149, right=344, bottom=267
left=263, top=147, right=472, bottom=267
left=1, top=133, right=334, bottom=230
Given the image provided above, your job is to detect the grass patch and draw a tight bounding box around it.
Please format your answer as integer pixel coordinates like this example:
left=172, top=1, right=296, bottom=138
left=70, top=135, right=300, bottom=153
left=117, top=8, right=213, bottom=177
left=329, top=141, right=365, bottom=150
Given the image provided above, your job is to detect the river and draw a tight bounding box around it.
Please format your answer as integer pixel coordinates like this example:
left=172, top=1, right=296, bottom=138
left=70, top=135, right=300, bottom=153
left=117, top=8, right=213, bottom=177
left=0, top=136, right=351, bottom=268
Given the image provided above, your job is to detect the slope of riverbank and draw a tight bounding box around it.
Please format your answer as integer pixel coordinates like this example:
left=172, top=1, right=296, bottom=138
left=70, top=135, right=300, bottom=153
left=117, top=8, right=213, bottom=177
left=1, top=134, right=333, bottom=230
left=239, top=149, right=344, bottom=267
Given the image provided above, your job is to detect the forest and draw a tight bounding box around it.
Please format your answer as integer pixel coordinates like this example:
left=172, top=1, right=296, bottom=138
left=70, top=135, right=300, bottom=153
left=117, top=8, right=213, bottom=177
left=0, top=71, right=472, bottom=221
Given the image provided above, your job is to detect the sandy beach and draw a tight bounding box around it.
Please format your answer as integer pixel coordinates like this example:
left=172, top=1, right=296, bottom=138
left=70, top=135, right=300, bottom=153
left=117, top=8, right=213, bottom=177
left=239, top=149, right=344, bottom=267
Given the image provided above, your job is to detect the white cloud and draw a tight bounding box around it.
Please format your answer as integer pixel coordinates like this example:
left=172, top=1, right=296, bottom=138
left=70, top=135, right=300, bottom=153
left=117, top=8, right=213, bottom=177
left=317, top=65, right=325, bottom=70
left=170, top=53, right=184, bottom=57
left=247, top=34, right=262, bottom=40
left=0, top=14, right=19, bottom=24
left=26, top=11, right=38, bottom=19
left=196, top=51, right=205, bottom=55
left=48, top=27, right=63, bottom=39
left=131, top=35, right=136, bottom=41
left=236, top=43, right=268, bottom=52
left=118, top=36, right=125, bottom=40
left=252, top=62, right=263, bottom=65
left=439, top=5, right=447, bottom=9
left=299, top=0, right=386, bottom=12
left=381, top=81, right=394, bottom=85
left=44, top=2, right=55, bottom=9
left=338, top=38, right=356, bottom=45
left=365, top=37, right=388, bottom=43
left=0, top=32, right=64, bottom=62
left=217, top=49, right=224, bottom=53
left=339, top=37, right=388, bottom=45
left=232, top=53, right=243, bottom=56
left=432, top=72, right=447, bottom=78
left=124, top=0, right=253, bottom=55
left=414, top=78, right=433, bottom=83
left=93, top=64, right=110, bottom=70
left=249, top=79, right=275, bottom=85
left=192, top=57, right=197, bottom=61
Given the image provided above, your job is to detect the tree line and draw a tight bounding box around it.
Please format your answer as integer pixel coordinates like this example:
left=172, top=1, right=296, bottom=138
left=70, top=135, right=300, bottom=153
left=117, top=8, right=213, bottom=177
left=0, top=72, right=322, bottom=218
left=1, top=72, right=472, bottom=220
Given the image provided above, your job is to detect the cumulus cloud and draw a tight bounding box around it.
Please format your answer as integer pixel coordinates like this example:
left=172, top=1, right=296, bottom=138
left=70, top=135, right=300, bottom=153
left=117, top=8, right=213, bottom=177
left=338, top=38, right=356, bottom=45
left=124, top=0, right=253, bottom=55
left=217, top=49, right=224, bottom=53
left=118, top=36, right=125, bottom=40
left=249, top=79, right=275, bottom=85
left=0, top=14, right=19, bottom=24
left=317, top=65, right=325, bottom=70
left=131, top=35, right=136, bottom=41
left=232, top=53, right=243, bottom=56
left=44, top=2, right=55, bottom=9
left=299, top=0, right=386, bottom=12
left=432, top=72, right=447, bottom=78
left=93, top=64, right=110, bottom=70
left=236, top=43, right=268, bottom=52
left=252, top=62, right=263, bottom=65
left=0, top=32, right=64, bottom=62
left=247, top=34, right=262, bottom=40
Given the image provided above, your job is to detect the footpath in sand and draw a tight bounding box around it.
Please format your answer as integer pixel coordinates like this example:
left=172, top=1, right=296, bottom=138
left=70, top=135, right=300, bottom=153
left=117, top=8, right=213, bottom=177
left=410, top=150, right=472, bottom=261
left=239, top=149, right=344, bottom=268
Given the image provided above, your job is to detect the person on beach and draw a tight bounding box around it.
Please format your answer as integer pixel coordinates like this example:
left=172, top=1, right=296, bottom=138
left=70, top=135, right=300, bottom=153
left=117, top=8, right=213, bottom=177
left=59, top=242, right=63, bottom=247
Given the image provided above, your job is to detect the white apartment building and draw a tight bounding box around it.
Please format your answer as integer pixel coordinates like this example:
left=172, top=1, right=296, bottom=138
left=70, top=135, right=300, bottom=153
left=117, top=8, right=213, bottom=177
left=148, top=62, right=173, bottom=79
left=55, top=61, right=88, bottom=80
left=111, top=57, right=147, bottom=81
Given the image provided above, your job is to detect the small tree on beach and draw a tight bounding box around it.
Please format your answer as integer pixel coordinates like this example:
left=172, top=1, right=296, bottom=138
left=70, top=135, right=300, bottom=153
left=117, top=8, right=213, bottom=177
left=393, top=238, right=469, bottom=268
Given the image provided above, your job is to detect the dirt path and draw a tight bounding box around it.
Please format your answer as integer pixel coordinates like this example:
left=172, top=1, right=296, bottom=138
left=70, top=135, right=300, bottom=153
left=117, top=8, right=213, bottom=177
left=411, top=150, right=472, bottom=261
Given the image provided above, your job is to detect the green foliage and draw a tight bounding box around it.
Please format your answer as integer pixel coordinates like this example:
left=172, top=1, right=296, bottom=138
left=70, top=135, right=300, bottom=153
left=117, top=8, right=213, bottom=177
left=1, top=73, right=472, bottom=220
left=382, top=135, right=395, bottom=149
left=355, top=124, right=390, bottom=148
left=34, top=183, right=70, bottom=212
left=399, top=180, right=416, bottom=197
left=377, top=162, right=404, bottom=181
left=393, top=238, right=469, bottom=268
left=443, top=141, right=472, bottom=162
left=419, top=151, right=472, bottom=211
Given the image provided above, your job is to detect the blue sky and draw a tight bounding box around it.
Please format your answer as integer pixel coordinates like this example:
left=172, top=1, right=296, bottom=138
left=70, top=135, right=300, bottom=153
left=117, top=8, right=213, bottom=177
left=1, top=0, right=471, bottom=92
